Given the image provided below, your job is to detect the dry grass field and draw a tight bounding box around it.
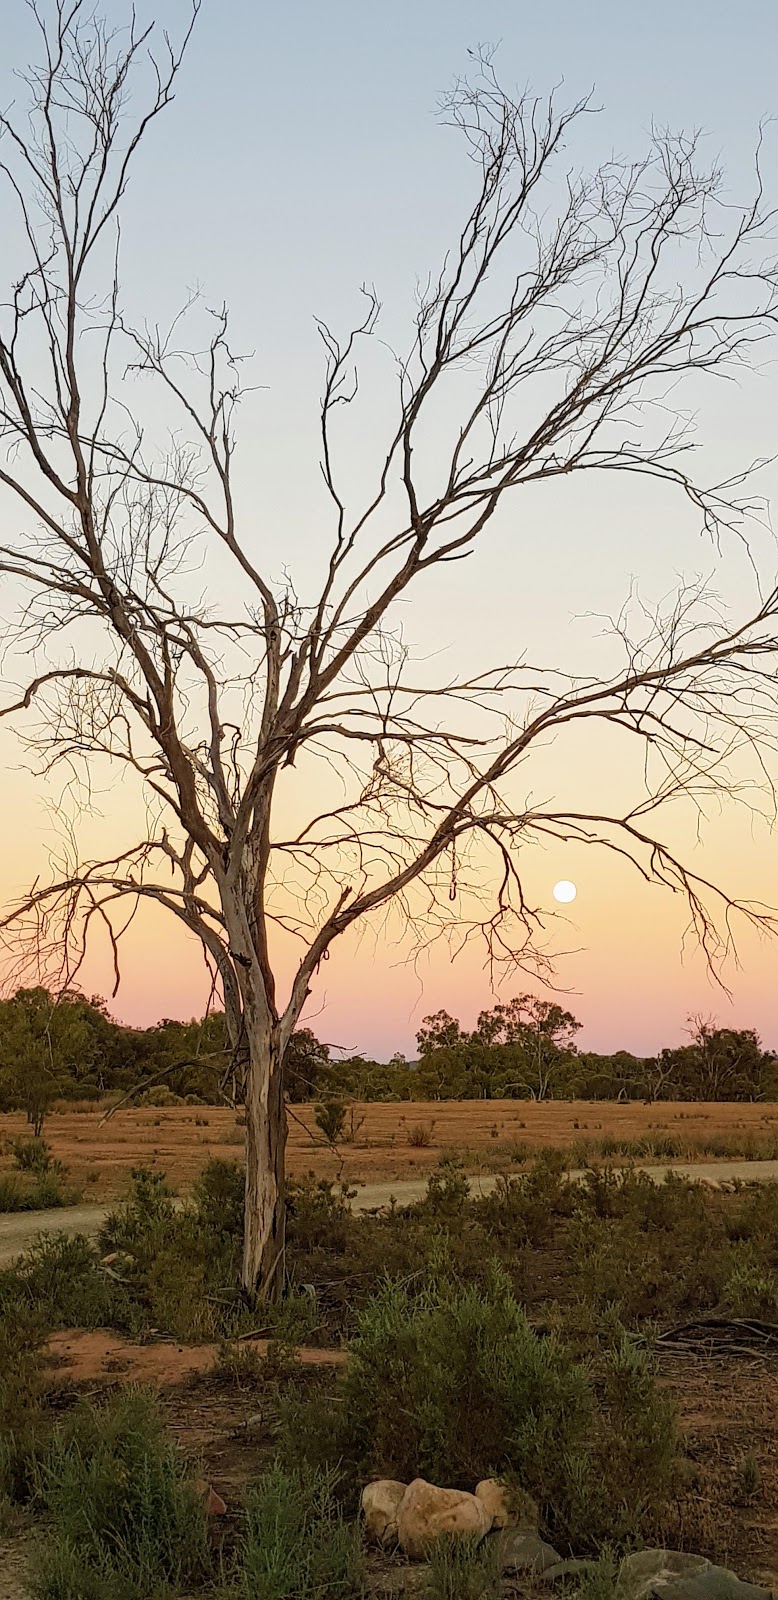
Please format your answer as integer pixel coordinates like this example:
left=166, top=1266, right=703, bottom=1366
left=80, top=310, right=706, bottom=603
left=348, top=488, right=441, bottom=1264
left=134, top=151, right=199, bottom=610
left=4, top=1097, right=778, bottom=1200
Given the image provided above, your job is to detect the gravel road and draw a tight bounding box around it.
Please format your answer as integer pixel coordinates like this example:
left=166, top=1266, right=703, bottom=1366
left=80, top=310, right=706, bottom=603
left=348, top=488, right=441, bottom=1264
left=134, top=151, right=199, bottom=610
left=3, top=1158, right=778, bottom=1266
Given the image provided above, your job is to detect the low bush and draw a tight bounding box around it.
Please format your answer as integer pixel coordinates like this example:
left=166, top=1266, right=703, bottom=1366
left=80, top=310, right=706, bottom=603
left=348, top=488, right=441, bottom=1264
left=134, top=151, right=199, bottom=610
left=0, top=1171, right=73, bottom=1212
left=408, top=1122, right=435, bottom=1148
left=0, top=1301, right=48, bottom=1507
left=10, top=1136, right=60, bottom=1174
left=224, top=1461, right=363, bottom=1600
left=99, top=1164, right=245, bottom=1340
left=139, top=1087, right=184, bottom=1107
left=30, top=1388, right=211, bottom=1600
left=290, top=1259, right=676, bottom=1552
left=314, top=1100, right=348, bottom=1145
left=0, top=1233, right=137, bottom=1332
left=721, top=1247, right=778, bottom=1318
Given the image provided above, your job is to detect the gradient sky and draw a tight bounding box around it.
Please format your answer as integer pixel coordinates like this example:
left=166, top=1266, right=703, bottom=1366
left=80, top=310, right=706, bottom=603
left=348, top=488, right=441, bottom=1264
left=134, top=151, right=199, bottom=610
left=2, top=0, right=778, bottom=1059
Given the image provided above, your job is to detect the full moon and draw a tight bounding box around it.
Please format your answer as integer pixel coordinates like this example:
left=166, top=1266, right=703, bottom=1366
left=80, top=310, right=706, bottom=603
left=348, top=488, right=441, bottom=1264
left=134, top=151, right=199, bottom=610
left=553, top=880, right=577, bottom=904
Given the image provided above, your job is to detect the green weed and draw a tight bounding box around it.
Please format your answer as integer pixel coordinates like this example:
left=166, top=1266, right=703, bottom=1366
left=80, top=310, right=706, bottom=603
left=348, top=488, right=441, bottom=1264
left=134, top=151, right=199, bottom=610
left=225, top=1461, right=363, bottom=1599
left=30, top=1388, right=210, bottom=1600
left=426, top=1533, right=500, bottom=1600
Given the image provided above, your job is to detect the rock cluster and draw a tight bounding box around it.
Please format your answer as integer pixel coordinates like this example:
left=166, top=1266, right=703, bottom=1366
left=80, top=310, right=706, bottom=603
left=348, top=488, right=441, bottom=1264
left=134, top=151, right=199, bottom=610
left=360, top=1478, right=776, bottom=1600
left=360, top=1474, right=540, bottom=1561
left=616, top=1550, right=774, bottom=1600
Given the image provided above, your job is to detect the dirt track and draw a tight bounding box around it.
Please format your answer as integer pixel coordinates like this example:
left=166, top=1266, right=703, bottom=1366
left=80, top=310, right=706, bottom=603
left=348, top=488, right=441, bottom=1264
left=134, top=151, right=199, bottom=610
left=4, top=1158, right=778, bottom=1266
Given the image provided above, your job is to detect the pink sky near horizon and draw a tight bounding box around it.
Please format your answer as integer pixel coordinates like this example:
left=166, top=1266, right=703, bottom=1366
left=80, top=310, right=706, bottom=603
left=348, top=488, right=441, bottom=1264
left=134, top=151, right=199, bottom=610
left=2, top=736, right=776, bottom=1060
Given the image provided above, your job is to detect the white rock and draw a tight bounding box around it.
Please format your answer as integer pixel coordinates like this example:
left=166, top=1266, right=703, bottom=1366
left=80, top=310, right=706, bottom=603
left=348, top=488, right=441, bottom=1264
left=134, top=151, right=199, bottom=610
left=396, top=1479, right=493, bottom=1560
left=360, top=1480, right=407, bottom=1546
left=474, top=1478, right=538, bottom=1531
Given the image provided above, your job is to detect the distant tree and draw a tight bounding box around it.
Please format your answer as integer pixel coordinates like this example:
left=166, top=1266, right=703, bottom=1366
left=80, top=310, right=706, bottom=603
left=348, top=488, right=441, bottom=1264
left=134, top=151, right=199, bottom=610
left=284, top=1028, right=332, bottom=1102
left=0, top=987, right=103, bottom=1131
left=654, top=1017, right=777, bottom=1101
left=416, top=1013, right=466, bottom=1057
left=474, top=996, right=581, bottom=1099
left=414, top=995, right=581, bottom=1099
left=575, top=1049, right=653, bottom=1101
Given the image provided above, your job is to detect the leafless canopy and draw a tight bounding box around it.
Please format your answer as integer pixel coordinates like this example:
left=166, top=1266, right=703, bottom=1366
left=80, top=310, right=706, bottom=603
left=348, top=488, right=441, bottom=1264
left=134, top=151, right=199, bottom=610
left=2, top=6, right=778, bottom=1287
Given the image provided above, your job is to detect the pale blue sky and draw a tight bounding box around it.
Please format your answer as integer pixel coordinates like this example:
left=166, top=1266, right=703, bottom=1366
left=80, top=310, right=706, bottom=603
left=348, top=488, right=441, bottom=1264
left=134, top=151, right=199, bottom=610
left=2, top=1, right=778, bottom=1054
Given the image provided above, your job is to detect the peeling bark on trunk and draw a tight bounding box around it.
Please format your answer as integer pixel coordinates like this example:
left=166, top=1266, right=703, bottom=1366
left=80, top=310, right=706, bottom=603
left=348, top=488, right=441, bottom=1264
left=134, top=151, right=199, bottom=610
left=241, top=1039, right=287, bottom=1300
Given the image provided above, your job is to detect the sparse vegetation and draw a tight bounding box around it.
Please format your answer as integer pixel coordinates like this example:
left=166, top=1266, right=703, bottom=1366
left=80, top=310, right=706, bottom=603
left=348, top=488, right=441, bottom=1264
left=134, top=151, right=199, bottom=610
left=223, top=1462, right=364, bottom=1600
left=3, top=1152, right=778, bottom=1588
left=408, top=1122, right=436, bottom=1148
left=30, top=1389, right=211, bottom=1600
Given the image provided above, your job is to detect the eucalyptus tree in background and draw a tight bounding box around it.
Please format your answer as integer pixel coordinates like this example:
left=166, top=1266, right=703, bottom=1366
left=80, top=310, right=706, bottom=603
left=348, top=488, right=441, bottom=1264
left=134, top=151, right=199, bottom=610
left=2, top=5, right=778, bottom=1295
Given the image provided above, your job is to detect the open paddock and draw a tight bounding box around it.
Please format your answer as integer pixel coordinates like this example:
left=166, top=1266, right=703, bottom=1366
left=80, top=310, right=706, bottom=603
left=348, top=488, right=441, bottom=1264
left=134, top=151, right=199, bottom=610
left=3, top=1097, right=778, bottom=1200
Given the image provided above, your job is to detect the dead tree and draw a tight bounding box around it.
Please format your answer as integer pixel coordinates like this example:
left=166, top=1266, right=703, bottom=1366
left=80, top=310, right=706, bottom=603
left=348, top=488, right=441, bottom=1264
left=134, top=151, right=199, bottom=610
left=2, top=8, right=778, bottom=1295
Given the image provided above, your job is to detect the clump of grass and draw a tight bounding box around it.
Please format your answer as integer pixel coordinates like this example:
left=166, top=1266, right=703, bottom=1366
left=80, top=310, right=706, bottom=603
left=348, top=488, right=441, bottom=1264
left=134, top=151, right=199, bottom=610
left=0, top=1171, right=73, bottom=1212
left=426, top=1533, right=500, bottom=1600
left=408, top=1121, right=436, bottom=1148
left=722, top=1248, right=778, bottom=1318
left=216, top=1337, right=267, bottom=1386
left=224, top=1461, right=363, bottom=1600
left=731, top=1451, right=761, bottom=1507
left=30, top=1388, right=211, bottom=1600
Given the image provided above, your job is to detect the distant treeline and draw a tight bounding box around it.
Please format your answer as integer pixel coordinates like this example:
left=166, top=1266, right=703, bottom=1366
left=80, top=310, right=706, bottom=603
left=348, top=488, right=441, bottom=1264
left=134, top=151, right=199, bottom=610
left=0, top=986, right=775, bottom=1132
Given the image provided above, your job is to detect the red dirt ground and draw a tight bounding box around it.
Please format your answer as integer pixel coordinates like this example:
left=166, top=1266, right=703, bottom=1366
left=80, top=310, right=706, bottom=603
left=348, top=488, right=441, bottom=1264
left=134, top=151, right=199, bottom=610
left=36, top=1330, right=778, bottom=1589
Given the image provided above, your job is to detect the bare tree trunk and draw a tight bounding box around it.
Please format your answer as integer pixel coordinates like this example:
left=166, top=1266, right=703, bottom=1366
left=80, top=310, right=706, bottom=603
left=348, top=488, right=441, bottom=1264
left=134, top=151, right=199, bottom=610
left=241, top=1035, right=287, bottom=1300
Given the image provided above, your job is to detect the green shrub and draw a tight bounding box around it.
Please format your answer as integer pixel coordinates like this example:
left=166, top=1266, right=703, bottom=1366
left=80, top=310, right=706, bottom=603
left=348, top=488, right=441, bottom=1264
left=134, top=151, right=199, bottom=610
left=0, top=1175, right=27, bottom=1211
left=417, top=1154, right=470, bottom=1216
left=287, top=1175, right=352, bottom=1254
left=226, top=1461, right=363, bottom=1600
left=0, top=1301, right=48, bottom=1504
left=0, top=1135, right=74, bottom=1210
left=722, top=1247, right=778, bottom=1318
left=325, top=1261, right=675, bottom=1551
left=192, top=1155, right=244, bottom=1239
left=139, top=1087, right=183, bottom=1107
left=99, top=1164, right=246, bottom=1339
left=0, top=1171, right=74, bottom=1211
left=315, top=1100, right=347, bottom=1145
left=31, top=1388, right=210, bottom=1600
left=10, top=1136, right=59, bottom=1174
left=0, top=1234, right=136, bottom=1332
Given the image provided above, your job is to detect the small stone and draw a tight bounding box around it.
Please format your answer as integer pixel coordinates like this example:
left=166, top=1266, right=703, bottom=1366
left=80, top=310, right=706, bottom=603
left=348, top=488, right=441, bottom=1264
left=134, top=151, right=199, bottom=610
left=205, top=1487, right=227, bottom=1517
left=541, top=1560, right=602, bottom=1584
left=475, top=1478, right=538, bottom=1531
left=194, top=1477, right=227, bottom=1516
left=496, top=1529, right=564, bottom=1575
left=361, top=1480, right=407, bottom=1547
left=616, top=1550, right=773, bottom=1600
left=396, top=1479, right=492, bottom=1560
